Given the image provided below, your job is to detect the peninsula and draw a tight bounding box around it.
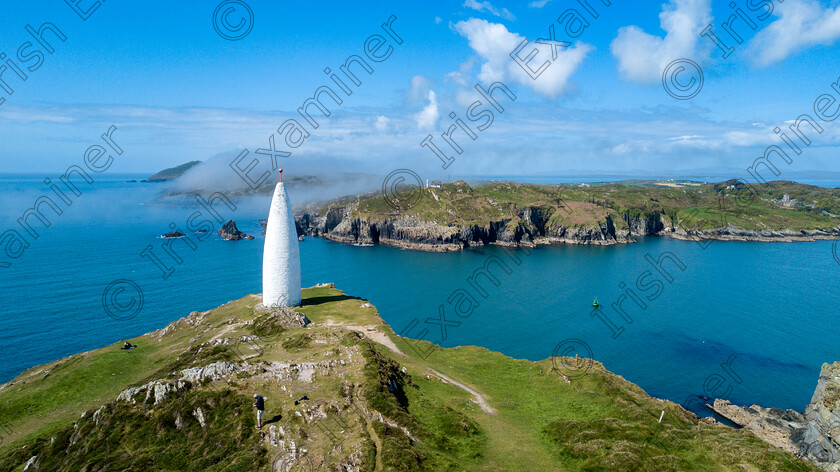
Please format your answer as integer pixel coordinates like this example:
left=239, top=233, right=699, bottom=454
left=295, top=179, right=840, bottom=252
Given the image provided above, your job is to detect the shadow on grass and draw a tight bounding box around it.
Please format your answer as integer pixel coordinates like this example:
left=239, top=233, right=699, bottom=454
left=302, top=295, right=359, bottom=306
left=263, top=414, right=282, bottom=426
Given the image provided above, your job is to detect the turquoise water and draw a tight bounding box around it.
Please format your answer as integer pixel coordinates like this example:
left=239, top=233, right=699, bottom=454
left=1, top=175, right=838, bottom=417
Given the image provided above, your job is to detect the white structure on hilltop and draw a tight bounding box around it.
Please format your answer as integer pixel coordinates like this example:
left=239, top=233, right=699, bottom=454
left=262, top=169, right=301, bottom=307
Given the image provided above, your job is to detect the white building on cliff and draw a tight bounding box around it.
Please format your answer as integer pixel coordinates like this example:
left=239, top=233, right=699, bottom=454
left=262, top=169, right=302, bottom=307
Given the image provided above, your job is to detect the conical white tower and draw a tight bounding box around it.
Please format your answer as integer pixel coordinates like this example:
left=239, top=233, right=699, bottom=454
left=262, top=169, right=301, bottom=307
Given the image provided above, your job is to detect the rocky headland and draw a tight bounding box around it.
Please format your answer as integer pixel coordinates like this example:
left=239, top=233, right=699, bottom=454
left=0, top=285, right=828, bottom=471
left=294, top=180, right=840, bottom=252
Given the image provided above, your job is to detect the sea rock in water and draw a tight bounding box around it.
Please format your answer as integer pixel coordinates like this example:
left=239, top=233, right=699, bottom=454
left=162, top=231, right=186, bottom=238
left=218, top=220, right=254, bottom=241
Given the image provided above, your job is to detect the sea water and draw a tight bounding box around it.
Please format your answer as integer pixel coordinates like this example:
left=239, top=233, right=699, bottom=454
left=0, top=175, right=837, bottom=417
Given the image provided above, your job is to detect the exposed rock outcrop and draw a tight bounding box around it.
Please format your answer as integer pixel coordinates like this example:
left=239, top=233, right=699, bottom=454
left=295, top=206, right=649, bottom=252
left=161, top=231, right=186, bottom=239
left=23, top=455, right=38, bottom=471
left=193, top=407, right=206, bottom=428
left=116, top=361, right=247, bottom=405
left=672, top=226, right=840, bottom=243
left=218, top=220, right=254, bottom=241
left=712, top=362, right=840, bottom=471
left=251, top=306, right=311, bottom=327
left=296, top=202, right=840, bottom=252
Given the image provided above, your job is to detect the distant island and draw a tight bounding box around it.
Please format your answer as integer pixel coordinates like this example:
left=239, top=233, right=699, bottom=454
left=295, top=179, right=840, bottom=252
left=146, top=160, right=203, bottom=182
left=0, top=285, right=830, bottom=470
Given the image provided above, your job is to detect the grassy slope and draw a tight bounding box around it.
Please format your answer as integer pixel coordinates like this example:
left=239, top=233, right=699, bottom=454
left=0, top=287, right=820, bottom=471
left=354, top=180, right=840, bottom=233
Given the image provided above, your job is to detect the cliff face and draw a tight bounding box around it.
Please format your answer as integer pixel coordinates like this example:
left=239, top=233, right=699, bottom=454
left=296, top=204, right=840, bottom=252
left=713, top=362, right=840, bottom=471
left=295, top=206, right=660, bottom=251
left=669, top=226, right=840, bottom=243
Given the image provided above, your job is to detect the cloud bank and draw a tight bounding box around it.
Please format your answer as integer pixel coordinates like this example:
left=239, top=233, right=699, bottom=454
left=611, top=0, right=711, bottom=83
left=453, top=18, right=592, bottom=98
left=748, top=0, right=840, bottom=66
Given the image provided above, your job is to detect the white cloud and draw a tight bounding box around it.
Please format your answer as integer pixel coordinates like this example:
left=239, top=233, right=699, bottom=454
left=374, top=115, right=391, bottom=131
left=608, top=121, right=794, bottom=156
left=414, top=90, right=440, bottom=130
left=446, top=71, right=469, bottom=87
left=723, top=129, right=771, bottom=147
left=445, top=58, right=477, bottom=87
left=435, top=16, right=443, bottom=24
left=455, top=88, right=477, bottom=108
left=748, top=0, right=840, bottom=66
left=528, top=0, right=552, bottom=8
left=453, top=18, right=592, bottom=98
left=409, top=75, right=433, bottom=103
left=0, top=106, right=77, bottom=124
left=463, top=0, right=515, bottom=21
left=7, top=100, right=840, bottom=177
left=610, top=0, right=711, bottom=83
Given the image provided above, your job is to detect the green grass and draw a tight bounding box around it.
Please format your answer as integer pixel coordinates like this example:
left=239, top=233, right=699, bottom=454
left=281, top=333, right=312, bottom=352
left=0, top=388, right=268, bottom=472
left=384, top=336, right=820, bottom=471
left=0, top=286, right=823, bottom=471
left=347, top=179, right=840, bottom=235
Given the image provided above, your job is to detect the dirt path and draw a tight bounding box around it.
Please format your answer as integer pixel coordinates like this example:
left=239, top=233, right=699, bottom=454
left=364, top=415, right=384, bottom=471
left=427, top=368, right=496, bottom=415
left=323, top=321, right=406, bottom=357
left=346, top=325, right=406, bottom=357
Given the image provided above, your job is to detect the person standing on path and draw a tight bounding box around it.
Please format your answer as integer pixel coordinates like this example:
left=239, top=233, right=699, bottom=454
left=253, top=393, right=265, bottom=429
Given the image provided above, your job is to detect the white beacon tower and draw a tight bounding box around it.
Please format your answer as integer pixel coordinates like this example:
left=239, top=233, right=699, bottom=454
left=262, top=168, right=302, bottom=307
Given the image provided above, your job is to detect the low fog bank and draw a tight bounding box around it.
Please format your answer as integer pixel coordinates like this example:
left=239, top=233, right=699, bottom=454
left=155, top=152, right=384, bottom=209
left=0, top=177, right=173, bottom=227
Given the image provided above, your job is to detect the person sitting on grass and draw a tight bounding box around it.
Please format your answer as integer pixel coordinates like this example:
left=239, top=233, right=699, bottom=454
left=121, top=341, right=135, bottom=350
left=253, top=393, right=265, bottom=429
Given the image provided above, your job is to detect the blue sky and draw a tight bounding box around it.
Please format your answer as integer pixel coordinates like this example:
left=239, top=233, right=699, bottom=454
left=1, top=0, right=840, bottom=179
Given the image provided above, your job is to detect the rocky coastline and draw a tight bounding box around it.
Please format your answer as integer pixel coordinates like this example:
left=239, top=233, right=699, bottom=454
left=294, top=204, right=840, bottom=252
left=711, top=362, right=840, bottom=471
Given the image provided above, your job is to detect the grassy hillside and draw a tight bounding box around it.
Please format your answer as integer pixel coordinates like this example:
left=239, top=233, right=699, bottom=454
left=354, top=179, right=840, bottom=233
left=0, top=286, right=821, bottom=471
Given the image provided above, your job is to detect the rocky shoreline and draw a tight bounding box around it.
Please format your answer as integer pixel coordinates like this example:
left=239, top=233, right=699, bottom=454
left=669, top=227, right=840, bottom=243
left=711, top=362, right=840, bottom=471
left=294, top=205, right=840, bottom=252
